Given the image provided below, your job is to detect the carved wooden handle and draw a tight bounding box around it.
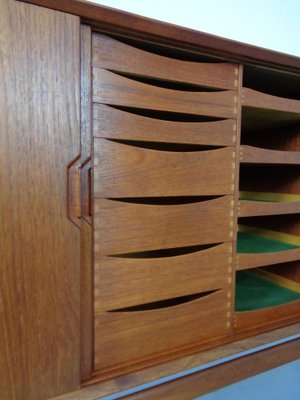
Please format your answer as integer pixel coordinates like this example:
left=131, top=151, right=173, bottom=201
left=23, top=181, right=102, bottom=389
left=81, top=158, right=92, bottom=224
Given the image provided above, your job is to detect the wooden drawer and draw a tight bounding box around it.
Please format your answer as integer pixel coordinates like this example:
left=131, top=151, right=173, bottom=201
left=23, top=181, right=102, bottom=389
left=94, top=288, right=231, bottom=372
left=94, top=196, right=234, bottom=255
left=93, top=68, right=237, bottom=119
left=93, top=104, right=237, bottom=147
left=234, top=300, right=300, bottom=331
left=92, top=34, right=238, bottom=90
left=94, top=139, right=235, bottom=197
left=94, top=242, right=233, bottom=311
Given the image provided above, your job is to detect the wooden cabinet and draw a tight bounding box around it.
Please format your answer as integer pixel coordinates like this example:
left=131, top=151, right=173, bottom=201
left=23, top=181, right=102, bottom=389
left=1, top=1, right=300, bottom=399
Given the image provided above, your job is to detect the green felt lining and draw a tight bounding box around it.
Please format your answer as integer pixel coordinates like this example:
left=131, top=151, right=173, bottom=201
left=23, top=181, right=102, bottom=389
left=235, top=271, right=300, bottom=311
left=237, top=231, right=299, bottom=254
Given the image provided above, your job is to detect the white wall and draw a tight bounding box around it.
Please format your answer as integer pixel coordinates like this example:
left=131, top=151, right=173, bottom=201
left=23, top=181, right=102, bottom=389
left=89, top=0, right=300, bottom=56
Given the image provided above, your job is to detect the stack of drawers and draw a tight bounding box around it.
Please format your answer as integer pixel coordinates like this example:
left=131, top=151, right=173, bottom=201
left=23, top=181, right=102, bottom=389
left=92, top=34, right=239, bottom=374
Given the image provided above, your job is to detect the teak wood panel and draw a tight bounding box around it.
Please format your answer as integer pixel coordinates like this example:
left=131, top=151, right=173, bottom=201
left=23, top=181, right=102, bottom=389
left=94, top=242, right=232, bottom=311
left=94, top=289, right=230, bottom=372
left=240, top=145, right=300, bottom=165
left=0, top=1, right=80, bottom=399
left=93, top=69, right=238, bottom=119
left=239, top=200, right=300, bottom=217
left=94, top=140, right=235, bottom=197
left=237, top=248, right=300, bottom=270
left=92, top=34, right=238, bottom=90
left=234, top=300, right=300, bottom=331
left=93, top=104, right=236, bottom=146
left=94, top=197, right=234, bottom=255
left=242, top=87, right=300, bottom=114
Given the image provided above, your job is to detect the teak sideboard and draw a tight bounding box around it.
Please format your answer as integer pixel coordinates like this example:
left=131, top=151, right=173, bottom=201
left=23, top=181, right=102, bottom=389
left=1, top=0, right=300, bottom=399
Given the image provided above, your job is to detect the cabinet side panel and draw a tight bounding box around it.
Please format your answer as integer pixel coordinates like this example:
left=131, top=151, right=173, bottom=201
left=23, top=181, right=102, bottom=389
left=0, top=1, right=81, bottom=399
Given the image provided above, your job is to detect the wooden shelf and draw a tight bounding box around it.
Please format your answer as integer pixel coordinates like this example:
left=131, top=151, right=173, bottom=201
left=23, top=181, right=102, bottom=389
left=242, top=87, right=300, bottom=114
left=236, top=226, right=300, bottom=270
left=238, top=192, right=300, bottom=217
left=235, top=269, right=300, bottom=311
left=240, top=145, right=300, bottom=165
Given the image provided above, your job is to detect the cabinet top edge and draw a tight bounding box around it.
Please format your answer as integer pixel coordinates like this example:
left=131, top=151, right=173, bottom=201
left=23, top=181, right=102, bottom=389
left=18, top=0, right=300, bottom=73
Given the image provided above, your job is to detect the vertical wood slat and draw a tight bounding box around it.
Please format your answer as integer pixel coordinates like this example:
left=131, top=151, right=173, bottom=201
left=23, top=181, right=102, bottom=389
left=80, top=24, right=94, bottom=381
left=0, top=1, right=81, bottom=399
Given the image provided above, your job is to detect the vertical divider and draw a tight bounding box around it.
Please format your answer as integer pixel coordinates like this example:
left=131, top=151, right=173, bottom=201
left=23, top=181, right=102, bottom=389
left=80, top=24, right=94, bottom=381
left=232, top=64, right=244, bottom=328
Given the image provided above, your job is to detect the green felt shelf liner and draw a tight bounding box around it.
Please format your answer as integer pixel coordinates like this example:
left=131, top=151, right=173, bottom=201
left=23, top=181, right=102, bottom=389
left=235, top=271, right=300, bottom=311
left=237, top=231, right=300, bottom=254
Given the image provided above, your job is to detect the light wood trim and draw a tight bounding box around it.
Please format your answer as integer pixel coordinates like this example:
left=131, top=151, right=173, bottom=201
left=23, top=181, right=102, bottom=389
left=94, top=242, right=232, bottom=311
left=240, top=145, right=300, bottom=164
left=242, top=87, right=300, bottom=114
left=94, top=197, right=234, bottom=255
left=238, top=225, right=300, bottom=246
left=93, top=68, right=238, bottom=118
left=94, top=289, right=230, bottom=372
left=239, top=191, right=300, bottom=202
left=0, top=2, right=81, bottom=398
left=94, top=140, right=235, bottom=197
left=93, top=104, right=236, bottom=146
left=252, top=269, right=300, bottom=294
left=92, top=33, right=238, bottom=90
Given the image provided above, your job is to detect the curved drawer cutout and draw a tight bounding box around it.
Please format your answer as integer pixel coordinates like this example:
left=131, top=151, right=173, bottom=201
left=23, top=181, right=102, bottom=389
left=93, top=69, right=237, bottom=119
left=94, top=197, right=233, bottom=255
left=107, top=196, right=221, bottom=206
left=93, top=104, right=236, bottom=146
left=93, top=34, right=238, bottom=90
left=94, top=139, right=235, bottom=197
left=109, top=243, right=220, bottom=258
left=108, top=290, right=218, bottom=312
left=94, top=288, right=230, bottom=373
left=94, top=242, right=232, bottom=311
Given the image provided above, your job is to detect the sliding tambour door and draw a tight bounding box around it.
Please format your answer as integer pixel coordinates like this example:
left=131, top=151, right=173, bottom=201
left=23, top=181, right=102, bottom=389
left=92, top=34, right=239, bottom=375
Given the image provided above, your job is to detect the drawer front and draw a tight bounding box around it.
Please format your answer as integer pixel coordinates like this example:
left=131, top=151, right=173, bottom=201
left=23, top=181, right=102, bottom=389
left=93, top=104, right=236, bottom=147
left=94, top=242, right=233, bottom=311
left=94, top=289, right=230, bottom=372
left=93, top=68, right=237, bottom=119
left=92, top=34, right=238, bottom=90
left=94, top=196, right=234, bottom=255
left=94, top=139, right=235, bottom=197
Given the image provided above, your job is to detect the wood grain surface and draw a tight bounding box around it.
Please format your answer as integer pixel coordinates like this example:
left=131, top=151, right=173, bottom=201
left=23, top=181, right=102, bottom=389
left=0, top=1, right=81, bottom=399
left=94, top=197, right=233, bottom=255
left=242, top=87, right=300, bottom=114
left=240, top=145, right=300, bottom=164
left=239, top=200, right=300, bottom=217
left=48, top=324, right=300, bottom=399
left=94, top=289, right=230, bottom=372
left=234, top=300, right=300, bottom=331
left=93, top=69, right=237, bottom=118
left=94, top=139, right=235, bottom=197
left=122, top=338, right=300, bottom=400
left=94, top=242, right=232, bottom=311
left=237, top=248, right=300, bottom=270
left=92, top=34, right=238, bottom=90
left=93, top=104, right=236, bottom=146
left=19, top=0, right=300, bottom=72
left=80, top=24, right=93, bottom=381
